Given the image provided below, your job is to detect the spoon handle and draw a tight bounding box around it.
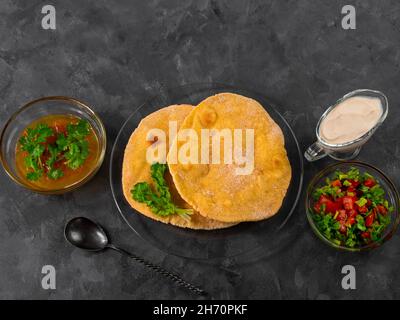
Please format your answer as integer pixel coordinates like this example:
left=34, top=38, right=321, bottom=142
left=107, top=244, right=206, bottom=296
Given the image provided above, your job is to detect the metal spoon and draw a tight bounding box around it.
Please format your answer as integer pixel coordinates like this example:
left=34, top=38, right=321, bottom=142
left=64, top=217, right=206, bottom=296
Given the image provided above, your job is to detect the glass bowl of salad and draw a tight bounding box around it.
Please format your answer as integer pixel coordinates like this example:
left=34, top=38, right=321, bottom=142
left=306, top=162, right=400, bottom=251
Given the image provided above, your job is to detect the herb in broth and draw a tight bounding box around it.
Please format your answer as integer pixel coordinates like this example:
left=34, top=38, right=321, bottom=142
left=18, top=119, right=91, bottom=181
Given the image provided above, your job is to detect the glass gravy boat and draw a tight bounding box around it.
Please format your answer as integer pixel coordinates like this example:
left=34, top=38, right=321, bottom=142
left=305, top=89, right=388, bottom=162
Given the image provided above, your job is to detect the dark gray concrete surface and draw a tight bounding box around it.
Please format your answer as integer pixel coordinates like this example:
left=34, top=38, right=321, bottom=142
left=1, top=0, right=400, bottom=299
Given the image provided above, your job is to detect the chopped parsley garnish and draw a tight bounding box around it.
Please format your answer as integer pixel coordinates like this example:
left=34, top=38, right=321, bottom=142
left=18, top=120, right=91, bottom=181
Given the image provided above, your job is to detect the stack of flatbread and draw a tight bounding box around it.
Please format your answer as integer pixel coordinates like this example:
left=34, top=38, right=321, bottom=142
left=122, top=93, right=291, bottom=230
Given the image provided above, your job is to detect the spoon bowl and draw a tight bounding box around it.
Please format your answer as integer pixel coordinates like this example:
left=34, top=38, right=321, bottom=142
left=65, top=217, right=109, bottom=251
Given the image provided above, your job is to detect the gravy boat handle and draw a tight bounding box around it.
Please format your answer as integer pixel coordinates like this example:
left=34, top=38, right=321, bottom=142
left=305, top=141, right=327, bottom=162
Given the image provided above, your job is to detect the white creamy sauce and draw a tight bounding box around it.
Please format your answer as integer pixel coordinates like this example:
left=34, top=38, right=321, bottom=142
left=319, top=96, right=382, bottom=145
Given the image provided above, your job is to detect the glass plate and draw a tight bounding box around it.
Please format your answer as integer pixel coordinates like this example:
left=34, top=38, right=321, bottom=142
left=110, top=83, right=304, bottom=259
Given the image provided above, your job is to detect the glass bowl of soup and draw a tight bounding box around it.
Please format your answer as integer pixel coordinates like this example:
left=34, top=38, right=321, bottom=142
left=0, top=96, right=106, bottom=194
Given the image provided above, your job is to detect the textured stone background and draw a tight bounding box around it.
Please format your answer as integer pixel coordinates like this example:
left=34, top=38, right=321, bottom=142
left=1, top=0, right=400, bottom=299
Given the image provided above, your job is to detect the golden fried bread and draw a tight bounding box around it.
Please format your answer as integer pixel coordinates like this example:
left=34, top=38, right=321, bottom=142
left=122, top=104, right=235, bottom=229
left=168, top=94, right=291, bottom=223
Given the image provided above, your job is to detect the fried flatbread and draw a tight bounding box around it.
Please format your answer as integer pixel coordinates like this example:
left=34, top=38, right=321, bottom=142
left=122, top=104, right=235, bottom=230
left=168, top=93, right=291, bottom=223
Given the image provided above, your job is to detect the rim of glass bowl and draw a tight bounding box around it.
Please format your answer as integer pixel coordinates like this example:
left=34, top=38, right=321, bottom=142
left=0, top=96, right=107, bottom=194
left=306, top=161, right=400, bottom=252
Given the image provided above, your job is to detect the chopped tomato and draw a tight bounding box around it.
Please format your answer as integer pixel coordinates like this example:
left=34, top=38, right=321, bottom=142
left=347, top=187, right=356, bottom=193
left=377, top=205, right=388, bottom=215
left=349, top=179, right=360, bottom=188
left=334, top=197, right=344, bottom=209
left=365, top=213, right=375, bottom=227
left=348, top=209, right=357, bottom=219
left=361, top=232, right=370, bottom=239
left=342, top=196, right=354, bottom=211
left=318, top=195, right=338, bottom=214
left=357, top=205, right=368, bottom=214
left=331, top=179, right=342, bottom=187
left=345, top=210, right=357, bottom=225
left=313, top=203, right=321, bottom=213
left=364, top=178, right=376, bottom=188
left=366, top=199, right=372, bottom=207
left=347, top=217, right=356, bottom=226
left=336, top=210, right=347, bottom=222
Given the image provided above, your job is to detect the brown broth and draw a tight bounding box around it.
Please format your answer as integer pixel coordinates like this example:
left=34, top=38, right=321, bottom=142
left=15, top=114, right=100, bottom=191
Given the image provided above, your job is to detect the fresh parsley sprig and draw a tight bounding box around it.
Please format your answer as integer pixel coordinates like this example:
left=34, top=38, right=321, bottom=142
left=131, top=163, right=193, bottom=220
left=56, top=120, right=90, bottom=170
left=19, top=124, right=53, bottom=181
